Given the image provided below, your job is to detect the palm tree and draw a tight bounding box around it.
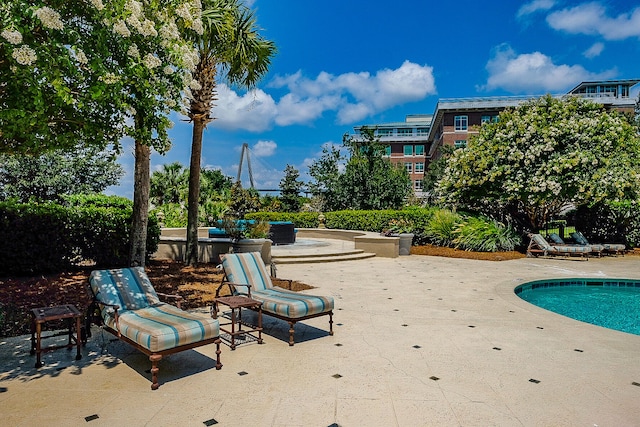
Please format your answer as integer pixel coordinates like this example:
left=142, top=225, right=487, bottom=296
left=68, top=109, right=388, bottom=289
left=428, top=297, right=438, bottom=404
left=185, top=0, right=276, bottom=265
left=150, top=162, right=187, bottom=206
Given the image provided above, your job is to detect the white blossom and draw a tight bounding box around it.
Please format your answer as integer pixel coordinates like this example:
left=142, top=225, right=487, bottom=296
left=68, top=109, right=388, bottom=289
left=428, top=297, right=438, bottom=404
left=34, top=7, right=64, bottom=30
left=127, top=44, right=139, bottom=58
left=99, top=73, right=120, bottom=84
left=189, top=79, right=202, bottom=90
left=89, top=0, right=105, bottom=10
left=113, top=20, right=131, bottom=37
left=1, top=29, right=22, bottom=45
left=143, top=53, right=162, bottom=69
left=160, top=22, right=180, bottom=40
left=163, top=65, right=174, bottom=75
left=75, top=49, right=88, bottom=64
left=175, top=4, right=192, bottom=20
left=139, top=19, right=158, bottom=37
left=12, top=45, right=37, bottom=65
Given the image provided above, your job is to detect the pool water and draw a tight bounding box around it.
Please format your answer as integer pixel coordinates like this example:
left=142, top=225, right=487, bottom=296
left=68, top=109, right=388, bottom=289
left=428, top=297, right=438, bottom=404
left=515, top=279, right=640, bottom=336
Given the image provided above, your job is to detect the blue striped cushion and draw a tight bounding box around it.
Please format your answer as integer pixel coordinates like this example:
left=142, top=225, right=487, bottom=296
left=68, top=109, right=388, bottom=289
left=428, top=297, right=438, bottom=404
left=531, top=234, right=552, bottom=250
left=550, top=245, right=591, bottom=253
left=252, top=289, right=334, bottom=319
left=603, top=243, right=625, bottom=252
left=221, top=252, right=334, bottom=318
left=103, top=303, right=219, bottom=352
left=90, top=268, right=160, bottom=311
left=221, top=252, right=272, bottom=291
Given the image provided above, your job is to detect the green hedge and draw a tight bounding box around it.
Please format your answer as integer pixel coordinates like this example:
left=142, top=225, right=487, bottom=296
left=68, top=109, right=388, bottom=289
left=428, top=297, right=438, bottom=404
left=0, top=195, right=159, bottom=276
left=248, top=207, right=520, bottom=252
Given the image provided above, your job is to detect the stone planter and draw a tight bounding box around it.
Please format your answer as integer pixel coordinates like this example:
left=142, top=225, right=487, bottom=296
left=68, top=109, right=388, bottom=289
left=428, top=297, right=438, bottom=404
left=398, top=233, right=414, bottom=256
left=232, top=239, right=272, bottom=265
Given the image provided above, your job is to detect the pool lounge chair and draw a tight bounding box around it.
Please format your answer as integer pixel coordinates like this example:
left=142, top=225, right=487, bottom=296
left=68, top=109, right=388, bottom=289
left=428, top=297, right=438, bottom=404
left=527, top=233, right=591, bottom=259
left=548, top=233, right=604, bottom=257
left=570, top=231, right=626, bottom=256
left=88, top=267, right=222, bottom=390
left=219, top=252, right=334, bottom=346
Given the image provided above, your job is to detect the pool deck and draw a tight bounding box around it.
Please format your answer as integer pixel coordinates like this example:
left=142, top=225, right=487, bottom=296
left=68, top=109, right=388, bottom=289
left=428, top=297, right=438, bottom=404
left=1, top=246, right=640, bottom=426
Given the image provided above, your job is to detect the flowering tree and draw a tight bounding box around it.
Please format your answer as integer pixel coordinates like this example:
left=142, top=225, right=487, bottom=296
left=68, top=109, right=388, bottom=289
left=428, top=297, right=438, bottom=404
left=436, top=95, right=640, bottom=231
left=1, top=0, right=204, bottom=266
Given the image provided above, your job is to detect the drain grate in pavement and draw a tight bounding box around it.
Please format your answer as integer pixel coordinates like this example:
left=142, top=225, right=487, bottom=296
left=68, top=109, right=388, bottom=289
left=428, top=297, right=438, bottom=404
left=332, top=374, right=343, bottom=379
left=203, top=418, right=218, bottom=426
left=529, top=378, right=541, bottom=384
left=632, top=382, right=640, bottom=387
left=335, top=343, right=343, bottom=347
left=468, top=325, right=476, bottom=328
left=493, top=347, right=502, bottom=351
left=430, top=376, right=440, bottom=381
left=237, top=371, right=248, bottom=376
left=85, top=414, right=99, bottom=422
left=413, top=345, right=422, bottom=349
left=574, top=349, right=584, bottom=352
left=402, top=324, right=408, bottom=327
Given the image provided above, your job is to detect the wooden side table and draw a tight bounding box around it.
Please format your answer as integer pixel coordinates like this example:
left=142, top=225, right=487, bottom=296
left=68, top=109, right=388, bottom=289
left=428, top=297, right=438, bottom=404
left=213, top=296, right=263, bottom=350
left=30, top=304, right=83, bottom=368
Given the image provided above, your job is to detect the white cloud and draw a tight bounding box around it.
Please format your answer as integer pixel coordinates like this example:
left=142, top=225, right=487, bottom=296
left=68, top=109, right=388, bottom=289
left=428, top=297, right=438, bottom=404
left=480, top=45, right=616, bottom=93
left=547, top=3, right=640, bottom=40
left=209, top=61, right=436, bottom=132
left=212, top=84, right=277, bottom=132
left=583, top=42, right=604, bottom=58
left=270, top=60, right=437, bottom=125
left=252, top=140, right=277, bottom=157
left=517, top=0, right=556, bottom=18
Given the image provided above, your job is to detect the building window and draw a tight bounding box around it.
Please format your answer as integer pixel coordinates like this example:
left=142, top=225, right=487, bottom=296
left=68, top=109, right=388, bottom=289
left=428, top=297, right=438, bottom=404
left=405, top=162, right=412, bottom=173
left=384, top=145, right=391, bottom=156
left=397, top=128, right=413, bottom=136
left=417, top=127, right=429, bottom=135
left=454, top=140, right=467, bottom=148
left=403, top=145, right=413, bottom=156
left=414, top=145, right=425, bottom=156
left=482, top=115, right=499, bottom=124
left=414, top=180, right=423, bottom=190
left=377, top=129, right=392, bottom=136
left=415, top=162, right=424, bottom=173
left=454, top=115, right=468, bottom=131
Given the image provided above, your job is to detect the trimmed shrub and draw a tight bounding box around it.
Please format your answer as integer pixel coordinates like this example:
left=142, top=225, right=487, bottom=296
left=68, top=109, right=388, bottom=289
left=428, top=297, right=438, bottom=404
left=0, top=195, right=160, bottom=276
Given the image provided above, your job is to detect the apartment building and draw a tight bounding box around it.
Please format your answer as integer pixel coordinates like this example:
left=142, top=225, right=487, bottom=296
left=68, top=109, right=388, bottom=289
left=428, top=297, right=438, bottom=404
left=427, top=79, right=640, bottom=161
left=353, top=114, right=432, bottom=197
left=352, top=79, right=639, bottom=197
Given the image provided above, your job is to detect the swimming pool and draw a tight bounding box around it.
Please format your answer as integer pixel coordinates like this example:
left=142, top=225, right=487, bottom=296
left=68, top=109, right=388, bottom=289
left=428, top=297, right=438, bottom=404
left=515, top=279, right=640, bottom=336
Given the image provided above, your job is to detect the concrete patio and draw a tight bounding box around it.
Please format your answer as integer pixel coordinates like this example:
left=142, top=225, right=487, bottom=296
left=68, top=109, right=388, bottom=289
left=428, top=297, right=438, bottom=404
left=1, top=247, right=639, bottom=426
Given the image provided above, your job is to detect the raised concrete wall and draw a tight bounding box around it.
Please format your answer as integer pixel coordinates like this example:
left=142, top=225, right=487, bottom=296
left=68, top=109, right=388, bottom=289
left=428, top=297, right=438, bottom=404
left=297, top=228, right=399, bottom=258
left=156, top=227, right=400, bottom=261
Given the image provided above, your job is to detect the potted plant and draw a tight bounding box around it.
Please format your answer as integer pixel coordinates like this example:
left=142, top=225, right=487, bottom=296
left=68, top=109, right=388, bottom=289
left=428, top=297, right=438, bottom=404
left=222, top=216, right=270, bottom=255
left=381, top=219, right=414, bottom=256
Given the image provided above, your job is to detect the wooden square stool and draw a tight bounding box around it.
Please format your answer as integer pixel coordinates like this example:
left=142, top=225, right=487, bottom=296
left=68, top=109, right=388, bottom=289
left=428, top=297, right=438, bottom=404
left=30, top=304, right=83, bottom=368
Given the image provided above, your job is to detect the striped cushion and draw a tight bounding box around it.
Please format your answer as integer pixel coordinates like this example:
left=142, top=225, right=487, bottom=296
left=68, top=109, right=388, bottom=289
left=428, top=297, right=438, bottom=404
left=531, top=234, right=552, bottom=250
left=603, top=243, right=626, bottom=252
left=252, top=288, right=334, bottom=319
left=550, top=245, right=591, bottom=254
left=221, top=252, right=334, bottom=318
left=570, top=231, right=589, bottom=245
left=103, top=303, right=219, bottom=352
left=221, top=252, right=272, bottom=291
left=90, top=267, right=160, bottom=311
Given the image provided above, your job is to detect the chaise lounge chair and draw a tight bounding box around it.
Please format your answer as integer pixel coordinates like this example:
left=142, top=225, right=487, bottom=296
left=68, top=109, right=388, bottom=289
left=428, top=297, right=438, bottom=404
left=570, top=231, right=626, bottom=256
left=88, top=267, right=222, bottom=390
left=548, top=233, right=604, bottom=257
left=526, top=233, right=591, bottom=259
left=218, top=252, right=334, bottom=346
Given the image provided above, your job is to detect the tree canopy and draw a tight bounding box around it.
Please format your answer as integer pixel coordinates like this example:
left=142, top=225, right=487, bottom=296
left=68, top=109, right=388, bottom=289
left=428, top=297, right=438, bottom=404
left=309, top=127, right=412, bottom=211
left=0, top=146, right=123, bottom=202
left=436, top=95, right=640, bottom=231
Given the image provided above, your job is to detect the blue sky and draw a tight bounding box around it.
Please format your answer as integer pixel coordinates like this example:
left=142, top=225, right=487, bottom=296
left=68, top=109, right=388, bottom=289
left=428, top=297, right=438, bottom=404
left=107, top=0, right=640, bottom=198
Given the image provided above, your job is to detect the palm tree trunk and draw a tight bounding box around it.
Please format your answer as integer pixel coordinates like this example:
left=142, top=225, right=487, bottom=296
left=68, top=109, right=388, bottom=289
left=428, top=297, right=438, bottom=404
left=130, top=136, right=150, bottom=267
left=186, top=118, right=205, bottom=266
